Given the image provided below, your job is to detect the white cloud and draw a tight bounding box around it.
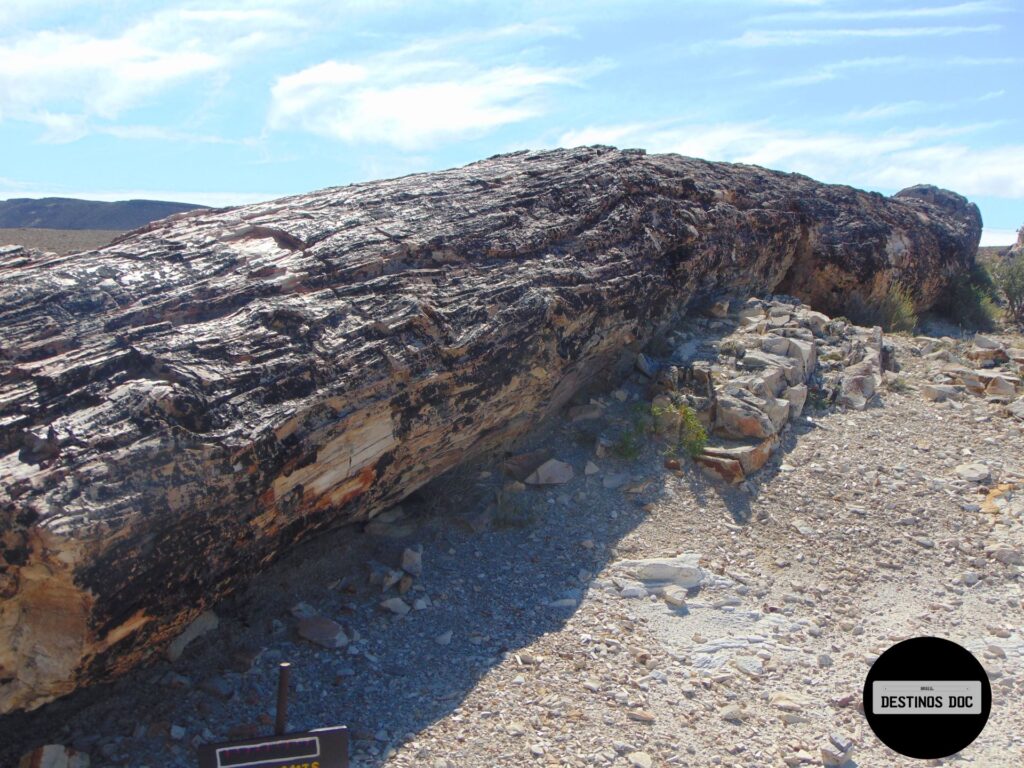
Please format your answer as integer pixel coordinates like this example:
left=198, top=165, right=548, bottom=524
left=0, top=5, right=305, bottom=138
left=0, top=0, right=93, bottom=27
left=269, top=25, right=598, bottom=150
left=839, top=90, right=1005, bottom=122
left=772, top=54, right=1017, bottom=88
left=557, top=121, right=1024, bottom=198
left=99, top=124, right=256, bottom=145
left=755, top=1, right=1006, bottom=22
left=0, top=29, right=221, bottom=121
left=840, top=101, right=935, bottom=121
left=980, top=228, right=1018, bottom=246
left=710, top=24, right=1001, bottom=48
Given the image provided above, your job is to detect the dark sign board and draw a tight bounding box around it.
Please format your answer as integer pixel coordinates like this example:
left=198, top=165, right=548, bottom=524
left=198, top=726, right=348, bottom=768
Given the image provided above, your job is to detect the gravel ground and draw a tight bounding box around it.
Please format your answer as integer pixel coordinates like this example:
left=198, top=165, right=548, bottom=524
left=0, top=227, right=123, bottom=255
left=1, top=310, right=1022, bottom=768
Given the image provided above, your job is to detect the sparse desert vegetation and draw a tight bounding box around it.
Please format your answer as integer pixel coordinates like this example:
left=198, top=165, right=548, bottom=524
left=0, top=227, right=123, bottom=255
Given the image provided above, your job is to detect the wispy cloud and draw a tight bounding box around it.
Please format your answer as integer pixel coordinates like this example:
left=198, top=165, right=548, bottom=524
left=269, top=24, right=605, bottom=150
left=558, top=120, right=1024, bottom=198
left=839, top=90, right=1005, bottom=121
left=708, top=24, right=1001, bottom=48
left=0, top=5, right=307, bottom=141
left=772, top=54, right=1018, bottom=87
left=754, top=1, right=1007, bottom=22
left=98, top=124, right=259, bottom=145
left=840, top=101, right=937, bottom=121
left=770, top=56, right=906, bottom=86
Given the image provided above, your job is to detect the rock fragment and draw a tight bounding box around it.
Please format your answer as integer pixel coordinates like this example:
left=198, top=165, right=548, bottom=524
left=166, top=610, right=219, bottom=662
left=298, top=616, right=349, bottom=649
left=401, top=546, right=423, bottom=577
left=17, top=745, right=90, bottom=768
left=524, top=459, right=574, bottom=486
left=955, top=463, right=991, bottom=483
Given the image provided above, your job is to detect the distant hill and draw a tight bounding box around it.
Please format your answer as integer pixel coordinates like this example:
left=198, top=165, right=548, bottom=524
left=0, top=197, right=205, bottom=230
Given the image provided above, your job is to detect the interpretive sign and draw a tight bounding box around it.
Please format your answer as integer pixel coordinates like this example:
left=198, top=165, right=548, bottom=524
left=198, top=726, right=348, bottom=768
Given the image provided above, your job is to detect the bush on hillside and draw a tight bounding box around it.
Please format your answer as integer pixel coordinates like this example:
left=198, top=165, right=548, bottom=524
left=842, top=281, right=917, bottom=333
left=994, top=256, right=1024, bottom=325
left=944, top=262, right=999, bottom=331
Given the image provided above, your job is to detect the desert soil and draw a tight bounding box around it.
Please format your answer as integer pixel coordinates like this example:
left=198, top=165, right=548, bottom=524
left=0, top=227, right=123, bottom=255
left=1, top=314, right=1022, bottom=768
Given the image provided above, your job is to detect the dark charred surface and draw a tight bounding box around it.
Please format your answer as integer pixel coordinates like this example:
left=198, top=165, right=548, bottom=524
left=0, top=146, right=981, bottom=714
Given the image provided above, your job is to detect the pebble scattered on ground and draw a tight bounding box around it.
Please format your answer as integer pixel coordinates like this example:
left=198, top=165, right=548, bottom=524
left=3, top=301, right=1023, bottom=768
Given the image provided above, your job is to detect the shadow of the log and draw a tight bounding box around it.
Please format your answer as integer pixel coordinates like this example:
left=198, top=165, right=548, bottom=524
left=0, top=418, right=672, bottom=767
left=0, top=316, right=757, bottom=766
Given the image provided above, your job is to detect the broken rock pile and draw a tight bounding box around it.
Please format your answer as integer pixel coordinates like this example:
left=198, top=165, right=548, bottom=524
left=644, top=297, right=895, bottom=484
left=918, top=334, right=1024, bottom=418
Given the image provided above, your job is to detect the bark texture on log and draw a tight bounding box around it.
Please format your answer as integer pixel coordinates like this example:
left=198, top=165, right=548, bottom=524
left=0, top=147, right=981, bottom=713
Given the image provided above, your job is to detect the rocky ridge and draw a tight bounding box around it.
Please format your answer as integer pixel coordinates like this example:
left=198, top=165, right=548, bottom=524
left=0, top=197, right=202, bottom=231
left=0, top=147, right=982, bottom=714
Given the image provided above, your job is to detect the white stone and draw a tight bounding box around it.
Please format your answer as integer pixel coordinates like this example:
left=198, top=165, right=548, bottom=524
left=166, top=610, right=219, bottom=662
left=524, top=458, right=574, bottom=485
left=380, top=597, right=411, bottom=616
left=719, top=703, right=746, bottom=721
left=923, top=384, right=964, bottom=402
left=614, top=555, right=705, bottom=588
left=619, top=586, right=649, bottom=599
left=602, top=472, right=630, bottom=489
left=770, top=690, right=811, bottom=712
left=17, top=745, right=90, bottom=768
left=783, top=384, right=808, bottom=418
left=297, top=616, right=349, bottom=649
left=663, top=584, right=688, bottom=607
left=290, top=602, right=318, bottom=620
left=955, top=463, right=990, bottom=483
left=973, top=334, right=1001, bottom=350
left=401, top=546, right=423, bottom=577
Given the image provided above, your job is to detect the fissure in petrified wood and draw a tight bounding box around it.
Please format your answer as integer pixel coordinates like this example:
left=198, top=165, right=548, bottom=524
left=0, top=147, right=980, bottom=713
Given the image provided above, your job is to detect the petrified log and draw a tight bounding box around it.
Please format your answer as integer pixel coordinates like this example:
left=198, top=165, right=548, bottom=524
left=0, top=146, right=980, bottom=713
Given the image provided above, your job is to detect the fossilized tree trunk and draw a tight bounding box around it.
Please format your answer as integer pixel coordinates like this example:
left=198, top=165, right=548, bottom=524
left=0, top=147, right=981, bottom=713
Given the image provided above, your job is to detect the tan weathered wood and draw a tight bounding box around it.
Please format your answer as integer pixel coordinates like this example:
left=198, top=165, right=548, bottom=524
left=0, top=147, right=980, bottom=713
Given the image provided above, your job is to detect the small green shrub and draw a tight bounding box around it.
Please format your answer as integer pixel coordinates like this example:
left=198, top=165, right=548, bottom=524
left=886, top=375, right=911, bottom=394
left=994, top=256, right=1024, bottom=325
left=571, top=425, right=599, bottom=446
left=719, top=339, right=745, bottom=358
left=492, top=491, right=536, bottom=529
left=630, top=401, right=654, bottom=427
left=650, top=400, right=708, bottom=458
left=806, top=388, right=831, bottom=411
left=841, top=282, right=917, bottom=333
left=678, top=405, right=708, bottom=458
left=969, top=261, right=999, bottom=296
left=876, top=282, right=918, bottom=333
left=613, top=427, right=643, bottom=460
left=944, top=262, right=999, bottom=330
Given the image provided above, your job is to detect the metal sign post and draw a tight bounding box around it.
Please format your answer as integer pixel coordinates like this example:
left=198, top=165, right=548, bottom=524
left=198, top=662, right=348, bottom=768
left=275, top=662, right=290, bottom=736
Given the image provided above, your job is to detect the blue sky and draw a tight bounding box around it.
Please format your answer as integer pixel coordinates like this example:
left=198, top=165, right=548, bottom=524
left=0, top=0, right=1020, bottom=244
